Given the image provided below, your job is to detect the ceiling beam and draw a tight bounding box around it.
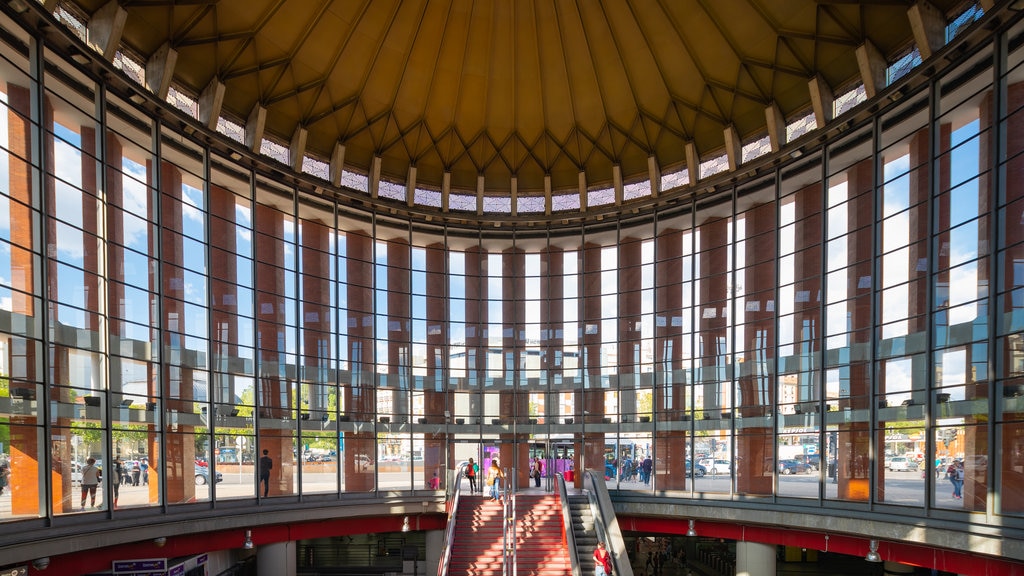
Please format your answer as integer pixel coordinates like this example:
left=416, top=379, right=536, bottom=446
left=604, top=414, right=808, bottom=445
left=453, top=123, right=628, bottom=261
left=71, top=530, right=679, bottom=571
left=87, top=0, right=127, bottom=62
left=907, top=1, right=946, bottom=60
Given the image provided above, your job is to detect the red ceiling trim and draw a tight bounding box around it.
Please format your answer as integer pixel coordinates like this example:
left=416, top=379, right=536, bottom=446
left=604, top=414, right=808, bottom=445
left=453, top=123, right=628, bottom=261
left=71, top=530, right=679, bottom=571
left=620, top=516, right=1024, bottom=575
left=25, top=514, right=447, bottom=575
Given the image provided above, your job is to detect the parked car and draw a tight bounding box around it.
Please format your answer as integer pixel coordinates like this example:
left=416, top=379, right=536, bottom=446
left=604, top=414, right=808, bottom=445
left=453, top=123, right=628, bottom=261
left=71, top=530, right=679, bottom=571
left=195, top=465, right=223, bottom=485
left=686, top=460, right=706, bottom=477
left=795, top=454, right=820, bottom=471
left=887, top=456, right=918, bottom=472
left=700, top=459, right=733, bottom=475
left=778, top=459, right=812, bottom=475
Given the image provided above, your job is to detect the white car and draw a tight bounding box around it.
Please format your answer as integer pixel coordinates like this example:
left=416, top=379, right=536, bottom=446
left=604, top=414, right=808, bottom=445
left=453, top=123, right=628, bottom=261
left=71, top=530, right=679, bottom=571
left=699, top=459, right=733, bottom=475
left=888, top=457, right=918, bottom=471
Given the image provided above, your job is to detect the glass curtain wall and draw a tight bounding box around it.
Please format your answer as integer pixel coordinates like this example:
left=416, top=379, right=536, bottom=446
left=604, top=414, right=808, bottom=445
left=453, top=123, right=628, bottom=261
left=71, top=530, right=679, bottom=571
left=2, top=4, right=1024, bottom=536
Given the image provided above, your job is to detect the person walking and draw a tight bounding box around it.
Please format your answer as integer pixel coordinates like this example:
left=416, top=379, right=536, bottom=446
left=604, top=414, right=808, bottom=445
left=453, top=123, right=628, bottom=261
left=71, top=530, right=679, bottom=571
left=593, top=541, right=613, bottom=576
left=259, top=449, right=273, bottom=497
left=946, top=460, right=959, bottom=499
left=466, top=458, right=478, bottom=494
left=953, top=460, right=965, bottom=500
left=80, top=457, right=101, bottom=510
left=111, top=459, right=123, bottom=508
left=486, top=460, right=504, bottom=501
left=0, top=460, right=10, bottom=496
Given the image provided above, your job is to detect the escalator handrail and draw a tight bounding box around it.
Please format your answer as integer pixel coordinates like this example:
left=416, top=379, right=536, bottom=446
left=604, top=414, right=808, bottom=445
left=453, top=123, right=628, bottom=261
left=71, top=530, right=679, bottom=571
left=583, top=470, right=634, bottom=576
left=556, top=473, right=583, bottom=576
left=437, top=463, right=465, bottom=576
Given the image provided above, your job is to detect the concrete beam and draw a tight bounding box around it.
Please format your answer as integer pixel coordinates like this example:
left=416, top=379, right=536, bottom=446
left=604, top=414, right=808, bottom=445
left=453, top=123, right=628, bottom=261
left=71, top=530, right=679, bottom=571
left=509, top=176, right=518, bottom=216
left=476, top=174, right=484, bottom=215
left=145, top=42, right=178, bottom=100
left=808, top=75, right=834, bottom=129
left=329, top=143, right=346, bottom=187
left=289, top=126, right=307, bottom=173
left=245, top=104, right=266, bottom=153
left=198, top=78, right=226, bottom=131
left=684, top=142, right=699, bottom=185
left=724, top=125, right=741, bottom=171
left=41, top=0, right=59, bottom=13
left=87, top=0, right=127, bottom=62
left=578, top=171, right=587, bottom=211
left=544, top=174, right=552, bottom=216
left=647, top=155, right=660, bottom=197
left=908, top=1, right=946, bottom=60
left=856, top=40, right=887, bottom=99
left=765, top=102, right=786, bottom=153
left=613, top=165, right=623, bottom=205
left=370, top=156, right=382, bottom=199
left=442, top=171, right=451, bottom=213
left=406, top=165, right=417, bottom=207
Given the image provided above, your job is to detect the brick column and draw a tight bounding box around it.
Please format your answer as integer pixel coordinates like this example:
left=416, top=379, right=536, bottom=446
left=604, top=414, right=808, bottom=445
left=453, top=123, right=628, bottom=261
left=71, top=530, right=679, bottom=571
left=572, top=242, right=605, bottom=483
left=157, top=161, right=197, bottom=504
left=344, top=230, right=375, bottom=490
left=254, top=203, right=292, bottom=497
left=737, top=202, right=777, bottom=496
left=838, top=158, right=874, bottom=502
left=423, top=242, right=448, bottom=487
left=655, top=228, right=688, bottom=490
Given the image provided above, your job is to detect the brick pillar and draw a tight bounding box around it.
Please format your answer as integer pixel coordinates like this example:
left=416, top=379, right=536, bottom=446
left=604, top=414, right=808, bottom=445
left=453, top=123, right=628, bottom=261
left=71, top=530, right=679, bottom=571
left=501, top=247, right=529, bottom=485
left=300, top=217, right=332, bottom=469
left=157, top=161, right=197, bottom=504
left=209, top=184, right=241, bottom=407
left=699, top=218, right=729, bottom=411
left=576, top=243, right=605, bottom=484
left=541, top=247, right=564, bottom=423
left=655, top=229, right=688, bottom=490
left=344, top=231, right=375, bottom=490
left=254, top=203, right=292, bottom=497
left=423, top=243, right=449, bottom=487
left=998, top=83, right=1024, bottom=513
left=737, top=202, right=778, bottom=496
left=838, top=158, right=874, bottom=502
left=465, top=247, right=487, bottom=413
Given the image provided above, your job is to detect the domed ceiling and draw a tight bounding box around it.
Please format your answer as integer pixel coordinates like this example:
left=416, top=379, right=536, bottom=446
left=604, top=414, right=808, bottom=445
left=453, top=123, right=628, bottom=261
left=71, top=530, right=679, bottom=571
left=66, top=0, right=971, bottom=196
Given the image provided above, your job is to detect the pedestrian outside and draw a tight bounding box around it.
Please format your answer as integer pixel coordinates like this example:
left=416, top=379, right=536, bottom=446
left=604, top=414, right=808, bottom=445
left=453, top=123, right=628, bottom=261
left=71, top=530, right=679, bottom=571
left=259, top=449, right=273, bottom=497
left=80, top=457, right=101, bottom=510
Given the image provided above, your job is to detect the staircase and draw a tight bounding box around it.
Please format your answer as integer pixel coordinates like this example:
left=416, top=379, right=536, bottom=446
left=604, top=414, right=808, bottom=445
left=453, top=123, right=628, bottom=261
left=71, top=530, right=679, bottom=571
left=447, top=494, right=571, bottom=576
left=568, top=494, right=598, bottom=574
left=514, top=495, right=572, bottom=576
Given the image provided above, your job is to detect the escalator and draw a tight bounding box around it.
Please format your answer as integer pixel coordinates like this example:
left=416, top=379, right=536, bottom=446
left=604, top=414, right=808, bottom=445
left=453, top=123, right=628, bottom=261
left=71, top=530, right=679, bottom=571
left=557, top=471, right=633, bottom=576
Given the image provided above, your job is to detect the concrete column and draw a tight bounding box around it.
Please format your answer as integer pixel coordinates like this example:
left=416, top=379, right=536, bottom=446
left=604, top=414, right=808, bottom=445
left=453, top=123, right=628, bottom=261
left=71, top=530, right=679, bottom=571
left=344, top=231, right=376, bottom=490
left=736, top=541, right=776, bottom=576
left=199, top=78, right=226, bottom=130
left=765, top=103, right=786, bottom=152
left=647, top=155, right=660, bottom=196
left=424, top=529, right=443, bottom=576
left=245, top=104, right=267, bottom=153
left=856, top=40, right=887, bottom=99
left=256, top=541, right=297, bottom=576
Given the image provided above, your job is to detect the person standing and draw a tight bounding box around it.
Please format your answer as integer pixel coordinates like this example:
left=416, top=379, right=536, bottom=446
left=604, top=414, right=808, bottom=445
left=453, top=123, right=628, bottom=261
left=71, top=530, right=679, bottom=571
left=642, top=455, right=653, bottom=485
left=131, top=460, right=141, bottom=486
left=531, top=457, right=543, bottom=488
left=259, top=449, right=273, bottom=497
left=593, top=541, right=613, bottom=576
left=140, top=458, right=149, bottom=485
left=80, top=457, right=101, bottom=510
left=466, top=458, right=478, bottom=494
left=487, top=460, right=504, bottom=501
